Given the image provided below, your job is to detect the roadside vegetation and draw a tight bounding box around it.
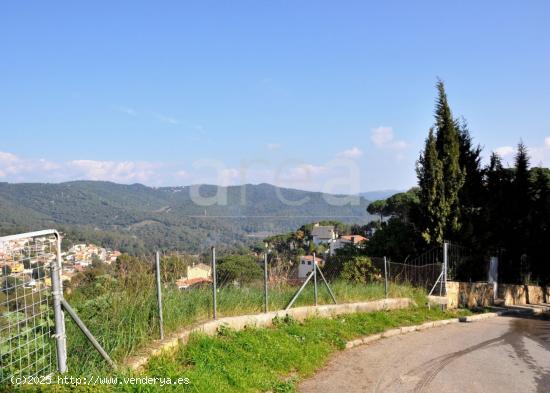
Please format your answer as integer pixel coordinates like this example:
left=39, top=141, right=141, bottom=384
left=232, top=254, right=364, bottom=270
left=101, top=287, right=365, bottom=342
left=12, top=306, right=472, bottom=393
left=145, top=307, right=472, bottom=393
left=64, top=262, right=423, bottom=375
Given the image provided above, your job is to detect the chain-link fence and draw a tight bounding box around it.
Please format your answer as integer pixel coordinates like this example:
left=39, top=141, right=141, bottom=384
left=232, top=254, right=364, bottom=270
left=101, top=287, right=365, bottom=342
left=0, top=231, right=58, bottom=384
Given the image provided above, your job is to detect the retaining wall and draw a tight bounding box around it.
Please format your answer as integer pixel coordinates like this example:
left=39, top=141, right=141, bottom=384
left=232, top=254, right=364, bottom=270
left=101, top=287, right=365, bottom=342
left=447, top=281, right=494, bottom=308
left=448, top=281, right=549, bottom=308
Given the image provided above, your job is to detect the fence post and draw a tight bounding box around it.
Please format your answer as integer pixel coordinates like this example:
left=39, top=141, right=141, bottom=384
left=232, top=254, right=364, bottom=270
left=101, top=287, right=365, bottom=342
left=264, top=251, right=268, bottom=313
left=384, top=256, right=388, bottom=299
left=155, top=251, right=164, bottom=340
left=313, top=252, right=318, bottom=306
left=60, top=299, right=116, bottom=369
left=212, top=247, right=217, bottom=319
left=443, top=241, right=448, bottom=295
left=50, top=259, right=67, bottom=373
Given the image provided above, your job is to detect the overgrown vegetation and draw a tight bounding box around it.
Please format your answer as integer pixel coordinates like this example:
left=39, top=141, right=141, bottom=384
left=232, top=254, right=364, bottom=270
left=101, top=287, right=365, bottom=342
left=12, top=307, right=471, bottom=392
left=59, top=254, right=424, bottom=375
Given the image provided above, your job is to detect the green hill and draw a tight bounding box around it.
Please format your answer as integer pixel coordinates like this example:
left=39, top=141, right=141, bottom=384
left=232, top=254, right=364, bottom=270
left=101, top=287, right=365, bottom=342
left=0, top=181, right=373, bottom=253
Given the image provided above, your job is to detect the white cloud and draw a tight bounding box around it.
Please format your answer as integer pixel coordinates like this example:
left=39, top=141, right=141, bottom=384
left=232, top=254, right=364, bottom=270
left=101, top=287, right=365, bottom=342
left=495, top=146, right=515, bottom=157
left=154, top=113, right=180, bottom=125
left=0, top=151, right=60, bottom=178
left=285, top=164, right=328, bottom=181
left=219, top=168, right=240, bottom=186
left=116, top=106, right=137, bottom=116
left=371, top=126, right=407, bottom=150
left=529, top=137, right=550, bottom=166
left=0, top=150, right=366, bottom=194
left=175, top=170, right=189, bottom=178
left=266, top=143, right=282, bottom=150
left=493, top=138, right=550, bottom=167
left=337, top=147, right=363, bottom=159
left=69, top=160, right=159, bottom=183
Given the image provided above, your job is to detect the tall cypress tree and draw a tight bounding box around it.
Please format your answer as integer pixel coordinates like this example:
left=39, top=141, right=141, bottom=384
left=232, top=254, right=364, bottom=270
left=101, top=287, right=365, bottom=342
left=456, top=118, right=484, bottom=246
left=433, top=80, right=465, bottom=237
left=417, top=80, right=465, bottom=245
left=416, top=128, right=445, bottom=244
left=512, top=142, right=532, bottom=280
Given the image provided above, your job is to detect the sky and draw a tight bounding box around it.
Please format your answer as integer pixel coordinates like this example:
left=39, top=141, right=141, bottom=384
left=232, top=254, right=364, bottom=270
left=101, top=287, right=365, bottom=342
left=1, top=1, right=549, bottom=193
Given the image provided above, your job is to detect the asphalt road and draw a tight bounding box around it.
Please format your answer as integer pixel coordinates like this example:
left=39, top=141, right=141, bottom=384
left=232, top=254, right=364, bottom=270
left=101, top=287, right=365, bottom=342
left=299, top=314, right=550, bottom=393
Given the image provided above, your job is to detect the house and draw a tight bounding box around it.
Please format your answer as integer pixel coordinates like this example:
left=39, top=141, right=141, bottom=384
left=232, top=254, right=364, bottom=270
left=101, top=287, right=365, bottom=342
left=176, top=263, right=212, bottom=290
left=311, top=224, right=337, bottom=246
left=8, top=262, right=24, bottom=274
left=330, top=235, right=368, bottom=255
left=298, top=255, right=325, bottom=279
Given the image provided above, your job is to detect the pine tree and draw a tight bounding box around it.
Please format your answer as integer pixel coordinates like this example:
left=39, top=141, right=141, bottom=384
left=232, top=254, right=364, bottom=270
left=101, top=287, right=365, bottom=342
left=416, top=128, right=445, bottom=244
left=433, top=80, right=465, bottom=237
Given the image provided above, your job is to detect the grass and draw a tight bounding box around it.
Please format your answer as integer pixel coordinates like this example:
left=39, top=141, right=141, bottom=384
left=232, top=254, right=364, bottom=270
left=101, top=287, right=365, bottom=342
left=12, top=305, right=472, bottom=392
left=143, top=307, right=472, bottom=393
left=62, top=280, right=426, bottom=375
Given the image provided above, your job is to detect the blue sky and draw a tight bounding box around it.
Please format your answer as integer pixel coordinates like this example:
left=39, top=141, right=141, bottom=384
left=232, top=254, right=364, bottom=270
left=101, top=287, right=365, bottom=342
left=1, top=1, right=549, bottom=193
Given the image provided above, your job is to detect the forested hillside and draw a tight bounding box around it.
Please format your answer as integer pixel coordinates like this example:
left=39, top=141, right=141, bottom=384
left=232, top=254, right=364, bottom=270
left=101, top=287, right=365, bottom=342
left=0, top=181, right=374, bottom=253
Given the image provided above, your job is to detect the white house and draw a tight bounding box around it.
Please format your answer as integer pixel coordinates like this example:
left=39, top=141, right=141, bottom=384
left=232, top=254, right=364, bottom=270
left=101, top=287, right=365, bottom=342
left=311, top=224, right=337, bottom=246
left=176, top=263, right=212, bottom=289
left=330, top=235, right=368, bottom=255
left=298, top=255, right=325, bottom=279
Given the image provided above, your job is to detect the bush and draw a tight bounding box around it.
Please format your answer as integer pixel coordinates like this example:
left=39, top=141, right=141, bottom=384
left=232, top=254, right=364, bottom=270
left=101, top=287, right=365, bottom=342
left=217, top=254, right=262, bottom=285
left=340, top=256, right=380, bottom=284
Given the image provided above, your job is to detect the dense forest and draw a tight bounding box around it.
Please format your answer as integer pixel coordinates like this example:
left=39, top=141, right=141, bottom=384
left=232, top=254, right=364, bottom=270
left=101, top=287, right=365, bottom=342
left=0, top=182, right=374, bottom=253
left=366, top=81, right=550, bottom=285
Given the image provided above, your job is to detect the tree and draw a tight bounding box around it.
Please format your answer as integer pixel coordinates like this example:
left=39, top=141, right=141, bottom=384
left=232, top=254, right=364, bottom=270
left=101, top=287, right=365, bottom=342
left=367, top=200, right=388, bottom=223
left=217, top=255, right=262, bottom=285
left=1, top=265, right=11, bottom=276
left=365, top=218, right=423, bottom=262
left=340, top=256, right=380, bottom=284
left=512, top=142, right=532, bottom=280
left=433, top=80, right=465, bottom=236
left=416, top=80, right=465, bottom=244
left=384, top=188, right=420, bottom=223
left=484, top=153, right=510, bottom=251
left=456, top=119, right=484, bottom=247
left=529, top=168, right=550, bottom=284
left=417, top=128, right=445, bottom=244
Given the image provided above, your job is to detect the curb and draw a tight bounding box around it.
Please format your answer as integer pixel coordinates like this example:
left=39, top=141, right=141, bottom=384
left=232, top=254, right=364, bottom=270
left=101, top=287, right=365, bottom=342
left=345, top=312, right=495, bottom=350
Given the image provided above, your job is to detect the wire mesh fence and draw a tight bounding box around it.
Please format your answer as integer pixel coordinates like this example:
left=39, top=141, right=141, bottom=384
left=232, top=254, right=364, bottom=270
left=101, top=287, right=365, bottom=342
left=0, top=232, right=58, bottom=384
left=1, top=228, right=485, bottom=381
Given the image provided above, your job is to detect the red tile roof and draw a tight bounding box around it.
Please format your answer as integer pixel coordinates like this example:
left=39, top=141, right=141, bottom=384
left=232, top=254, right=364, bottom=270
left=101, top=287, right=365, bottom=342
left=176, top=277, right=212, bottom=288
left=340, top=235, right=368, bottom=244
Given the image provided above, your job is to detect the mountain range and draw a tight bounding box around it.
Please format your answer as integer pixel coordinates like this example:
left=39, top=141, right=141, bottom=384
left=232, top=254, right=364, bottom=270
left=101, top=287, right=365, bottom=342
left=0, top=181, right=378, bottom=253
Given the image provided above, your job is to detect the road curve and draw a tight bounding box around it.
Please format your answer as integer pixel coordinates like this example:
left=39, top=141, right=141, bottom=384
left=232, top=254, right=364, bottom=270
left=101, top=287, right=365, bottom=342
left=299, top=314, right=550, bottom=393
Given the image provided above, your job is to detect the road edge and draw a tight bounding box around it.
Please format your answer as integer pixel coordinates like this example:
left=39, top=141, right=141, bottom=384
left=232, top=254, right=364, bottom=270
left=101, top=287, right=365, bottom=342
left=345, top=311, right=502, bottom=350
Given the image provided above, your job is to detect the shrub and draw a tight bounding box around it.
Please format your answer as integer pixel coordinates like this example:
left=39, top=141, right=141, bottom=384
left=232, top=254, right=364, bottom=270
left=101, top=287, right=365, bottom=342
left=340, top=256, right=380, bottom=283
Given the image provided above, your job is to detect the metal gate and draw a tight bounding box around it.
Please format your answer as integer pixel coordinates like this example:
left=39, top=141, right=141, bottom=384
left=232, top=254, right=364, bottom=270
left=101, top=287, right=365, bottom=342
left=0, top=230, right=66, bottom=384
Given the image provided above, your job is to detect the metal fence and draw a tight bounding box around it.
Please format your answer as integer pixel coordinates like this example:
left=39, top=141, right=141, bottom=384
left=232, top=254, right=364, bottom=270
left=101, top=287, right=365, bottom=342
left=1, top=229, right=479, bottom=383
left=1, top=230, right=115, bottom=385
left=0, top=230, right=60, bottom=384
